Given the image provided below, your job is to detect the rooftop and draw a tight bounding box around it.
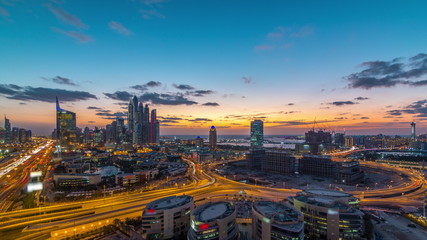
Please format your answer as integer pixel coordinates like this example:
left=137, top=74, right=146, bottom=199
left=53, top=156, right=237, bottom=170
left=146, top=195, right=193, bottom=211
left=254, top=201, right=301, bottom=223
left=194, top=202, right=235, bottom=222
left=304, top=189, right=351, bottom=198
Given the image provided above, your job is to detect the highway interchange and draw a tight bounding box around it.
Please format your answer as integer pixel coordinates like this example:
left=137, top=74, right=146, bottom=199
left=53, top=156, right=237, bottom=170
left=0, top=139, right=426, bottom=239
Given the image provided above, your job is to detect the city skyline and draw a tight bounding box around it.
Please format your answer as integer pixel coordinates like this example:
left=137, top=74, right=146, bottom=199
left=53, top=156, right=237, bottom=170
left=1, top=1, right=427, bottom=135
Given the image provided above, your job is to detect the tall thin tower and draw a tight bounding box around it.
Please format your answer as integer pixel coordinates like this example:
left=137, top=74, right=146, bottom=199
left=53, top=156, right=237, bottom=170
left=411, top=122, right=416, bottom=141
left=209, top=126, right=217, bottom=150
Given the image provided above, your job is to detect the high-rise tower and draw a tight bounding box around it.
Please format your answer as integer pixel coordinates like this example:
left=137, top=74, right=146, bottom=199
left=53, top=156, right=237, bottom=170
left=209, top=126, right=217, bottom=150
left=411, top=122, right=416, bottom=141
left=150, top=109, right=159, bottom=144
left=250, top=120, right=264, bottom=148
left=4, top=116, right=11, bottom=143
left=142, top=104, right=150, bottom=144
left=56, top=96, right=77, bottom=146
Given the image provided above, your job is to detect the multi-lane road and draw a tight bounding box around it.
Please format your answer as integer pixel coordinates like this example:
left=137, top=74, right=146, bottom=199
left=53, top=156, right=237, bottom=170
left=0, top=140, right=54, bottom=212
left=0, top=141, right=425, bottom=240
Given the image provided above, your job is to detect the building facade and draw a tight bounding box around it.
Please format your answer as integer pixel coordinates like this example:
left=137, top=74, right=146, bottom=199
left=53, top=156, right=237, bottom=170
left=141, top=195, right=194, bottom=239
left=209, top=126, right=217, bottom=150
left=188, top=201, right=238, bottom=240
left=56, top=97, right=77, bottom=146
left=252, top=201, right=304, bottom=240
left=290, top=189, right=364, bottom=240
left=262, top=150, right=295, bottom=175
left=250, top=120, right=264, bottom=148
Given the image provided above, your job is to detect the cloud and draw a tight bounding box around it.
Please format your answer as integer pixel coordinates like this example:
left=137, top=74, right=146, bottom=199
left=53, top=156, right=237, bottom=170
left=202, top=102, right=219, bottom=106
left=386, top=99, right=427, bottom=118
left=334, top=117, right=348, bottom=120
left=109, top=21, right=133, bottom=36
left=287, top=103, right=295, bottom=106
left=52, top=27, right=93, bottom=43
left=345, top=53, right=427, bottom=89
left=173, top=84, right=194, bottom=90
left=266, top=26, right=288, bottom=40
left=186, top=90, right=214, bottom=97
left=360, top=117, right=370, bottom=119
left=329, top=101, right=358, bottom=106
left=87, top=106, right=102, bottom=110
left=254, top=44, right=274, bottom=51
left=131, top=81, right=162, bottom=91
left=43, top=76, right=78, bottom=86
left=160, top=119, right=179, bottom=123
left=141, top=0, right=169, bottom=5
left=140, top=9, right=165, bottom=19
left=139, top=92, right=198, bottom=105
left=291, top=26, right=314, bottom=37
left=0, top=84, right=97, bottom=103
left=0, top=6, right=9, bottom=17
left=158, top=116, right=183, bottom=121
left=95, top=110, right=127, bottom=119
left=88, top=121, right=95, bottom=123
left=104, top=91, right=133, bottom=101
left=242, top=77, right=254, bottom=84
left=188, top=118, right=212, bottom=122
left=269, top=119, right=336, bottom=127
left=354, top=97, right=369, bottom=101
left=45, top=4, right=88, bottom=29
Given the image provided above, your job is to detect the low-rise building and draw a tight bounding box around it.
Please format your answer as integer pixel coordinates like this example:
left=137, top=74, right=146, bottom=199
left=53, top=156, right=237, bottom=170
left=252, top=201, right=304, bottom=240
left=53, top=173, right=101, bottom=187
left=188, top=201, right=238, bottom=240
left=115, top=173, right=137, bottom=186
left=141, top=195, right=194, bottom=239
left=290, top=189, right=363, bottom=240
left=299, top=155, right=336, bottom=178
left=337, top=161, right=365, bottom=185
left=261, top=151, right=295, bottom=175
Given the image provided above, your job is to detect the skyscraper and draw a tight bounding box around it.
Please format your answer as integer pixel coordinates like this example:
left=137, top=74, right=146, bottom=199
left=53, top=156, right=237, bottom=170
left=411, top=122, right=416, bottom=141
left=4, top=116, right=11, bottom=143
left=209, top=126, right=217, bottom=150
left=56, top=96, right=77, bottom=146
left=142, top=104, right=150, bottom=144
left=250, top=120, right=264, bottom=148
left=149, top=109, right=159, bottom=144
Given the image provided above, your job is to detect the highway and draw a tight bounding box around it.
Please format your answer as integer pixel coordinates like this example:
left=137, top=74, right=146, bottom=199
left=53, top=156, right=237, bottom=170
left=0, top=142, right=426, bottom=239
left=0, top=140, right=54, bottom=212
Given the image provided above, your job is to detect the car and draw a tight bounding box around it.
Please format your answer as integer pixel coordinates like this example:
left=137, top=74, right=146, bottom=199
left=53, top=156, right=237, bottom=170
left=407, top=223, right=416, bottom=228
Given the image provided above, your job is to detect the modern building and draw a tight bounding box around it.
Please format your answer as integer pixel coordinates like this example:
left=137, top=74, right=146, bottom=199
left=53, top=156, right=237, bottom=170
left=209, top=126, right=217, bottom=150
left=150, top=109, right=160, bottom=144
left=344, top=136, right=354, bottom=148
left=252, top=201, right=304, bottom=240
left=290, top=189, right=364, bottom=240
left=411, top=122, right=416, bottom=141
left=250, top=120, right=264, bottom=148
left=141, top=195, right=194, bottom=239
left=188, top=201, right=238, bottom=240
left=53, top=173, right=102, bottom=187
left=336, top=161, right=365, bottom=185
left=247, top=148, right=266, bottom=169
left=299, top=155, right=336, bottom=178
left=305, top=130, right=332, bottom=155
left=262, top=150, right=296, bottom=175
left=4, top=116, right=11, bottom=143
left=56, top=96, right=77, bottom=146
left=128, top=96, right=142, bottom=145
left=12, top=127, right=19, bottom=143
left=143, top=104, right=150, bottom=144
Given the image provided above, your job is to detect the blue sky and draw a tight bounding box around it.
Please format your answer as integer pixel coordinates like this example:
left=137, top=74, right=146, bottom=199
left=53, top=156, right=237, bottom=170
left=1, top=0, right=427, bottom=135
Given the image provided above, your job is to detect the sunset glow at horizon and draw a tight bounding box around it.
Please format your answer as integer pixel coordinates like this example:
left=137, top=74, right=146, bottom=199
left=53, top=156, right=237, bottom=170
left=1, top=1, right=427, bottom=136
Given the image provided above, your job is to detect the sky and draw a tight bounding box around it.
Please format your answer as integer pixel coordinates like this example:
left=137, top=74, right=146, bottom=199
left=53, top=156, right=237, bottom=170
left=1, top=0, right=427, bottom=136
